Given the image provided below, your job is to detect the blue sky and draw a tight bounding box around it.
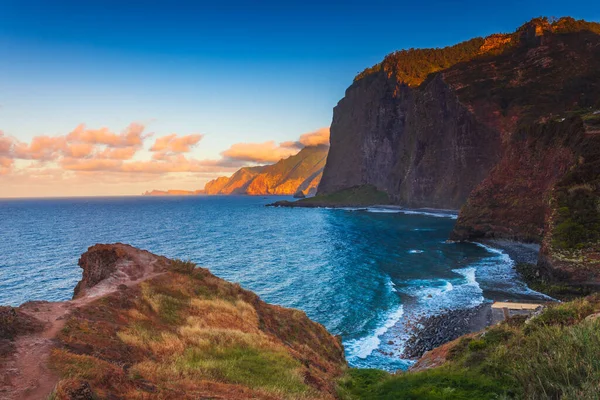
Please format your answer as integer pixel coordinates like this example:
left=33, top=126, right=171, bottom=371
left=0, top=0, right=598, bottom=196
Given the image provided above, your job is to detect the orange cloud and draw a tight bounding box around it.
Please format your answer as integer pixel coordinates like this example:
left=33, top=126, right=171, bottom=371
left=12, top=123, right=148, bottom=162
left=0, top=131, right=13, bottom=154
left=60, top=158, right=123, bottom=172
left=221, top=141, right=298, bottom=163
left=220, top=127, right=330, bottom=164
left=0, top=132, right=15, bottom=175
left=299, top=127, right=330, bottom=147
left=66, top=123, right=148, bottom=148
left=14, top=136, right=67, bottom=161
left=0, top=157, right=12, bottom=175
left=150, top=133, right=203, bottom=153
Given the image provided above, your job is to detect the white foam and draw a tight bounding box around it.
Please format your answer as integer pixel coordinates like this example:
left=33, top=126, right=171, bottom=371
left=470, top=242, right=555, bottom=300
left=408, top=249, right=424, bottom=254
left=365, top=208, right=403, bottom=214
left=345, top=304, right=405, bottom=359
left=393, top=209, right=458, bottom=219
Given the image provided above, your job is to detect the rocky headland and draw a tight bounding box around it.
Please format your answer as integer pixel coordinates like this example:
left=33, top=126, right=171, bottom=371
left=205, top=145, right=328, bottom=197
left=0, top=244, right=345, bottom=400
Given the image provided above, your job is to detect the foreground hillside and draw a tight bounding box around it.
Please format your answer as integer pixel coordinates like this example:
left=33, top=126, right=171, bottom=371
left=0, top=244, right=345, bottom=400
left=205, top=145, right=328, bottom=196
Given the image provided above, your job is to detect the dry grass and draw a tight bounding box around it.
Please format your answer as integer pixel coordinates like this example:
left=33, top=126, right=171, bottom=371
left=50, top=264, right=345, bottom=399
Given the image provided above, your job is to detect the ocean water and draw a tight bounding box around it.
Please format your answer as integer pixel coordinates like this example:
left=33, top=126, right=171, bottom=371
left=0, top=196, right=548, bottom=370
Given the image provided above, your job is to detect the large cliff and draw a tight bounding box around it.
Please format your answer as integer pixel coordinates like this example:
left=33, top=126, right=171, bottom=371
left=318, top=17, right=600, bottom=210
left=205, top=145, right=328, bottom=196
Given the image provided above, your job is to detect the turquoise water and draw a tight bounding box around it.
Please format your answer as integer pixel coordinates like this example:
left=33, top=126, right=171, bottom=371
left=0, top=196, right=547, bottom=370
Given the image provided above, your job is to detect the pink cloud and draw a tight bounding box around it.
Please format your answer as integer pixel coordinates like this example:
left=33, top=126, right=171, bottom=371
left=0, top=157, right=13, bottom=175
left=0, top=131, right=13, bottom=155
left=60, top=158, right=123, bottom=172
left=66, top=123, right=148, bottom=148
left=14, top=136, right=67, bottom=161
left=150, top=133, right=203, bottom=153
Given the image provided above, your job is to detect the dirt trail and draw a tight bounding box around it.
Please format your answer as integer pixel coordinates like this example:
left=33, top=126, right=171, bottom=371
left=0, top=244, right=165, bottom=400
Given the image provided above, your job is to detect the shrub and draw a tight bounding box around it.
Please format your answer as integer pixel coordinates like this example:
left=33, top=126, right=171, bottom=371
left=170, top=259, right=196, bottom=274
left=338, top=368, right=505, bottom=400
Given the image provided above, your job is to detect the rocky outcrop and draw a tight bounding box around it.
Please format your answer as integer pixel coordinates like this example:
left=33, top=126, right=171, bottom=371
left=318, top=18, right=600, bottom=211
left=205, top=145, right=328, bottom=196
left=73, top=243, right=170, bottom=299
left=1, top=244, right=346, bottom=400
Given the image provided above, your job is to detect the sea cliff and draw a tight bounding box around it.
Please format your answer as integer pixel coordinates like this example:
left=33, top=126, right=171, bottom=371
left=307, top=17, right=600, bottom=288
left=205, top=145, right=328, bottom=196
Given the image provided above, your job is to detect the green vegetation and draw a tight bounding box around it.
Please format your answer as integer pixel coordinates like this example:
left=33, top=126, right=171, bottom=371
left=354, top=17, right=600, bottom=87
left=548, top=115, right=600, bottom=252
left=170, top=259, right=196, bottom=274
left=178, top=345, right=307, bottom=394
left=515, top=263, right=593, bottom=300
left=338, top=368, right=504, bottom=400
left=354, top=37, right=485, bottom=86
left=339, top=295, right=600, bottom=399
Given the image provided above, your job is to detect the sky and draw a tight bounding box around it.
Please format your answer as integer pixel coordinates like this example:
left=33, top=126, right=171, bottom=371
left=0, top=0, right=598, bottom=197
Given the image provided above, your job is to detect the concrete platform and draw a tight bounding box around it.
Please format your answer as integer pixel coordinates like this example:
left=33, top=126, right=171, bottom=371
left=491, top=302, right=544, bottom=324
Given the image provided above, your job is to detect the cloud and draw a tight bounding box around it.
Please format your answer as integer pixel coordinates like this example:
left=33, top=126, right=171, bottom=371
left=298, top=127, right=329, bottom=147
left=11, top=123, right=149, bottom=162
left=219, top=127, right=330, bottom=164
left=0, top=131, right=15, bottom=174
left=66, top=123, right=148, bottom=148
left=221, top=141, right=299, bottom=163
left=0, top=124, right=330, bottom=196
left=150, top=133, right=203, bottom=153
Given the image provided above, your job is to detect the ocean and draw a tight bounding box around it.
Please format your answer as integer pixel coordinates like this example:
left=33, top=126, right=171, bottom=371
left=0, top=196, right=548, bottom=370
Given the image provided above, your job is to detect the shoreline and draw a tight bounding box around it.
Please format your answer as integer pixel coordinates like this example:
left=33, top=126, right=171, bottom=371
left=404, top=239, right=545, bottom=361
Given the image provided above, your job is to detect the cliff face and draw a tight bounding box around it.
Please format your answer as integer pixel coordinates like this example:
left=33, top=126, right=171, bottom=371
left=320, top=73, right=501, bottom=209
left=0, top=244, right=345, bottom=400
left=319, top=18, right=600, bottom=210
left=452, top=116, right=600, bottom=283
left=205, top=145, right=328, bottom=196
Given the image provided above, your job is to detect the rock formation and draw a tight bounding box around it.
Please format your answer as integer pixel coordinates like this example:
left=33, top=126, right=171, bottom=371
left=315, top=17, right=600, bottom=285
left=318, top=17, right=600, bottom=211
left=205, top=145, right=328, bottom=196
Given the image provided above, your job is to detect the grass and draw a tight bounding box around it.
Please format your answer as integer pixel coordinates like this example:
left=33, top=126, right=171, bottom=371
left=50, top=262, right=345, bottom=399
left=170, top=259, right=196, bottom=274
left=337, top=368, right=505, bottom=400
left=337, top=295, right=600, bottom=399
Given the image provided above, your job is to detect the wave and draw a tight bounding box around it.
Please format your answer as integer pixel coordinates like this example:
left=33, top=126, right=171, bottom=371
left=344, top=304, right=405, bottom=360
left=330, top=206, right=458, bottom=219
left=382, top=208, right=458, bottom=219
left=344, top=277, right=404, bottom=361
left=469, top=242, right=554, bottom=300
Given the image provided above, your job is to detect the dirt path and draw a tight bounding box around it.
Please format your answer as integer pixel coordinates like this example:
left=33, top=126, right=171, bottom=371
left=0, top=244, right=165, bottom=400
